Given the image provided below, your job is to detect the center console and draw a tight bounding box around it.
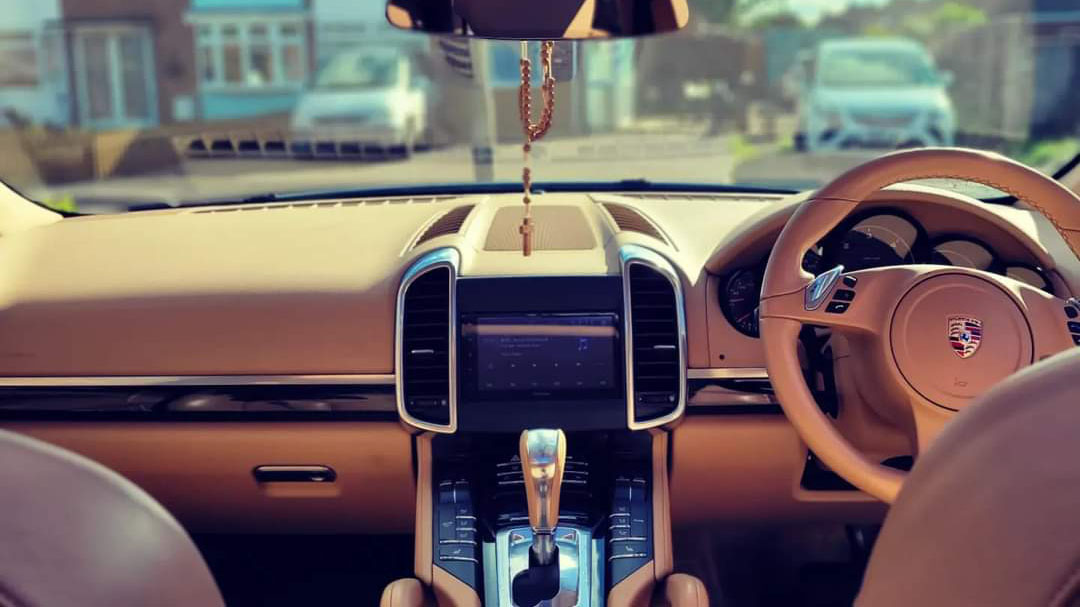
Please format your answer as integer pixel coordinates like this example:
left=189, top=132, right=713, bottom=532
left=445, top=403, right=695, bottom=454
left=396, top=245, right=690, bottom=606
left=420, top=430, right=666, bottom=607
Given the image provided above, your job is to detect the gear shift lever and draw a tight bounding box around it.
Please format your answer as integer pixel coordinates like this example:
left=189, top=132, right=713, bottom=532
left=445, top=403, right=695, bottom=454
left=519, top=428, right=566, bottom=566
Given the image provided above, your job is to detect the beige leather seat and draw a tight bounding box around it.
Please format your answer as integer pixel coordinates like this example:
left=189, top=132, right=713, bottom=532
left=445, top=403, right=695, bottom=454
left=857, top=348, right=1080, bottom=606
left=0, top=429, right=225, bottom=607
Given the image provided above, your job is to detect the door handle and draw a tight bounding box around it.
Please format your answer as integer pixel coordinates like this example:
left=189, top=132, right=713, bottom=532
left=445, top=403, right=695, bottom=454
left=252, top=465, right=337, bottom=483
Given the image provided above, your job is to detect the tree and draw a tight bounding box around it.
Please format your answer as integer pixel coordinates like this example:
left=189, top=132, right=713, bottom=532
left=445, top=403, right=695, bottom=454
left=898, top=1, right=988, bottom=41
left=685, top=0, right=791, bottom=26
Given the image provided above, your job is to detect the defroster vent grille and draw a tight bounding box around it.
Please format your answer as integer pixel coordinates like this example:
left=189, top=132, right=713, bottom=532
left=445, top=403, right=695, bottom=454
left=414, top=205, right=475, bottom=247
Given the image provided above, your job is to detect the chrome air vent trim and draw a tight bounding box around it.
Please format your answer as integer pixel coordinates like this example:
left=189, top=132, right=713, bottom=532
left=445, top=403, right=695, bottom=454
left=395, top=247, right=459, bottom=433
left=620, top=244, right=687, bottom=431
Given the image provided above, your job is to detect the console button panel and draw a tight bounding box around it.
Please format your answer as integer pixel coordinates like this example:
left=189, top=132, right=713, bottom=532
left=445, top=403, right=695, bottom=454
left=607, top=469, right=652, bottom=584
left=434, top=477, right=480, bottom=586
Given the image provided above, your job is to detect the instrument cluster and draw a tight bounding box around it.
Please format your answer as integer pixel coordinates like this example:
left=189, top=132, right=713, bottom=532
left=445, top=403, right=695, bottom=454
left=720, top=210, right=1054, bottom=338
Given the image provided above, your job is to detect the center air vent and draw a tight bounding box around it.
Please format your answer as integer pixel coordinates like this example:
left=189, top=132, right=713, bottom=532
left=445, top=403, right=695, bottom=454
left=397, top=249, right=458, bottom=432
left=623, top=247, right=685, bottom=429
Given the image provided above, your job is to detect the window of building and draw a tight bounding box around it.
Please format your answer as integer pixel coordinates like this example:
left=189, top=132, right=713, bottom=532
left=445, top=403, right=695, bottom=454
left=0, top=32, right=40, bottom=87
left=194, top=18, right=306, bottom=89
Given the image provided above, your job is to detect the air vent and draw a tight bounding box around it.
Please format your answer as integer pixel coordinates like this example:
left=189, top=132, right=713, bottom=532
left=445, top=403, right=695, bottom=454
left=624, top=249, right=685, bottom=428
left=414, top=204, right=475, bottom=247
left=602, top=203, right=667, bottom=243
left=397, top=250, right=457, bottom=431
left=191, top=196, right=458, bottom=214
left=614, top=193, right=784, bottom=203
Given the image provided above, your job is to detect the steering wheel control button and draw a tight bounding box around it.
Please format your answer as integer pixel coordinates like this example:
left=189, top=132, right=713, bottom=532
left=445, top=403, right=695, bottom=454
left=1067, top=321, right=1080, bottom=333
left=833, top=289, right=856, bottom=302
left=825, top=301, right=849, bottom=314
left=891, top=274, right=1032, bottom=409
left=1066, top=306, right=1079, bottom=319
left=842, top=275, right=858, bottom=288
left=805, top=265, right=845, bottom=311
left=1073, top=334, right=1080, bottom=346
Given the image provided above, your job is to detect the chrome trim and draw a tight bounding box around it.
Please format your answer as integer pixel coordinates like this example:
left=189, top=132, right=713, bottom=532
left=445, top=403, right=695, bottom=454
left=686, top=367, right=769, bottom=380
left=620, top=244, right=688, bottom=431
left=395, top=247, right=460, bottom=434
left=495, top=525, right=594, bottom=607
left=688, top=386, right=776, bottom=407
left=0, top=374, right=395, bottom=387
left=805, top=264, right=844, bottom=311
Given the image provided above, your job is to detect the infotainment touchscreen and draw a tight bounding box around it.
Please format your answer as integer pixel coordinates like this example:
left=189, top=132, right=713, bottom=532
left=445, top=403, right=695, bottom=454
left=459, top=313, right=623, bottom=402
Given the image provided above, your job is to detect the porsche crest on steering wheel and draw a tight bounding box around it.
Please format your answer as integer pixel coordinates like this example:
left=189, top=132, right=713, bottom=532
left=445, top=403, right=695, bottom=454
left=947, top=316, right=984, bottom=359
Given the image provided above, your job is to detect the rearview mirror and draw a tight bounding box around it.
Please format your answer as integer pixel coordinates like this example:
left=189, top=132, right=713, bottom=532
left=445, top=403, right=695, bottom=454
left=386, top=0, right=689, bottom=39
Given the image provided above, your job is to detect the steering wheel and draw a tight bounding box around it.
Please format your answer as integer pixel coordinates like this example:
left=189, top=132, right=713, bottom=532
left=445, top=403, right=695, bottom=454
left=759, top=148, right=1080, bottom=503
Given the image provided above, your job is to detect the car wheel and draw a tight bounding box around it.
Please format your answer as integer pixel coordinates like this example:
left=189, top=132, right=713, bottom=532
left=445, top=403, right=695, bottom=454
left=793, top=132, right=807, bottom=152
left=400, top=119, right=417, bottom=158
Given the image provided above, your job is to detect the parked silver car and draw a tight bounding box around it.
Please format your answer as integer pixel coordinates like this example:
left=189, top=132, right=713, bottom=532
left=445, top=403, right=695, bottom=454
left=794, top=38, right=955, bottom=152
left=291, top=48, right=429, bottom=154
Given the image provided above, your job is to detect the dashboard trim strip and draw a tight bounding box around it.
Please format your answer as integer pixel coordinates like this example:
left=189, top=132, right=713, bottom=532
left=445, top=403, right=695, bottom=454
left=620, top=244, right=688, bottom=431
left=686, top=368, right=769, bottom=380
left=0, top=369, right=767, bottom=388
left=0, top=374, right=396, bottom=387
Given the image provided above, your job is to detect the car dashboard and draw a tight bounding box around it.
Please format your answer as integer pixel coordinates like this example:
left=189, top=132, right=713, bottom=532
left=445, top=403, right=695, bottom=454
left=0, top=184, right=1075, bottom=538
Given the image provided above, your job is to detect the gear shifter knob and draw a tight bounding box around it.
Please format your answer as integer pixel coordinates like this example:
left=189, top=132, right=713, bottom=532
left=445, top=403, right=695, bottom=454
left=519, top=428, right=566, bottom=565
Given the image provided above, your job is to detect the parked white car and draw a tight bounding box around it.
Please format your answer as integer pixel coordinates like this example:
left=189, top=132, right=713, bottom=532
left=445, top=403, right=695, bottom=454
left=794, top=38, right=955, bottom=152
left=291, top=49, right=429, bottom=154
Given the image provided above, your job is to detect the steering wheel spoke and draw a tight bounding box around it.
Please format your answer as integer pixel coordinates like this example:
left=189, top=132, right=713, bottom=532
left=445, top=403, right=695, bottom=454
left=760, top=265, right=923, bottom=336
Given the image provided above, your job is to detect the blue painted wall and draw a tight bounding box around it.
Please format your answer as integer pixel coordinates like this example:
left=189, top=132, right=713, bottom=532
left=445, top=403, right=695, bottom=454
left=201, top=90, right=300, bottom=119
left=190, top=0, right=305, bottom=12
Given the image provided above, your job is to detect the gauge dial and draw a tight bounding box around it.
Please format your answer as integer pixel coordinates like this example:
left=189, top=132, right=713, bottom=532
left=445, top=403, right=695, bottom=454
left=1005, top=265, right=1053, bottom=294
left=931, top=239, right=994, bottom=270
left=834, top=214, right=919, bottom=271
left=721, top=268, right=761, bottom=337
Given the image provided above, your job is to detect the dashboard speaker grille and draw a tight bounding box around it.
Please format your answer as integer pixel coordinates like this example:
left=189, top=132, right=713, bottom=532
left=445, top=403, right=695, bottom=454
left=627, top=263, right=680, bottom=423
left=415, top=205, right=475, bottom=246
left=401, top=267, right=452, bottom=426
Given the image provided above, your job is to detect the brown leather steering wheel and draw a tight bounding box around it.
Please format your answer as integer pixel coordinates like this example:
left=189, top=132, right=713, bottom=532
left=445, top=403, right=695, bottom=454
left=759, top=148, right=1080, bottom=503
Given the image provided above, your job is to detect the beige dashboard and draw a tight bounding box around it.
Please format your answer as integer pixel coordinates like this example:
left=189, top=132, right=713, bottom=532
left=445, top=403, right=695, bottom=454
left=0, top=185, right=1070, bottom=377
left=0, top=184, right=1075, bottom=531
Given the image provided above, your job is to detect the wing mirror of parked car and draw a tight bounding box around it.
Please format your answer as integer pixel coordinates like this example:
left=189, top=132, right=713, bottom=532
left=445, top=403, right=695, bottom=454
left=385, top=0, right=689, bottom=39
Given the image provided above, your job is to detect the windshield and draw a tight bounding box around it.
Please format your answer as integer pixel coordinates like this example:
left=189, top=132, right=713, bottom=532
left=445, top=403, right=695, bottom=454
left=314, top=54, right=399, bottom=89
left=819, top=48, right=939, bottom=88
left=2, top=0, right=1078, bottom=212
